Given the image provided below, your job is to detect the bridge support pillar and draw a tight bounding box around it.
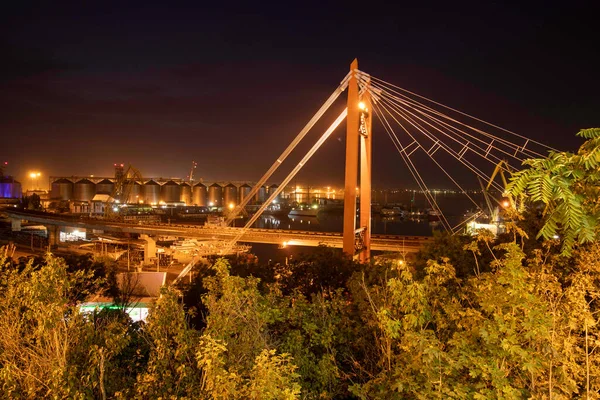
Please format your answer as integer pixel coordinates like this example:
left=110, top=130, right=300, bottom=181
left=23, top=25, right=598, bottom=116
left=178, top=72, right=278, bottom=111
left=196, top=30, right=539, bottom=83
left=46, top=225, right=60, bottom=248
left=141, top=234, right=156, bottom=265
left=10, top=218, right=21, bottom=232
left=343, top=59, right=360, bottom=257
left=343, top=58, right=372, bottom=262
left=359, top=77, right=372, bottom=263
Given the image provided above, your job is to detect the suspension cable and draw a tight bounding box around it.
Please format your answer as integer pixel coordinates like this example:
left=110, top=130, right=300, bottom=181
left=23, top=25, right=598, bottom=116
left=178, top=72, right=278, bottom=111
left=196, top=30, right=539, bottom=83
left=374, top=95, right=482, bottom=211
left=376, top=93, right=504, bottom=193
left=376, top=90, right=524, bottom=170
left=364, top=73, right=557, bottom=153
left=374, top=101, right=453, bottom=232
left=373, top=85, right=533, bottom=164
left=366, top=79, right=547, bottom=160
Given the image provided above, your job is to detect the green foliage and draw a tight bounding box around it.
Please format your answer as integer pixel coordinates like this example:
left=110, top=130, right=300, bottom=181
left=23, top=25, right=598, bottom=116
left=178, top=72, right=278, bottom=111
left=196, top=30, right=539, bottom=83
left=274, top=246, right=361, bottom=296
left=413, top=230, right=490, bottom=278
left=3, top=182, right=600, bottom=400
left=506, top=128, right=600, bottom=255
left=0, top=252, right=110, bottom=398
left=132, top=286, right=202, bottom=399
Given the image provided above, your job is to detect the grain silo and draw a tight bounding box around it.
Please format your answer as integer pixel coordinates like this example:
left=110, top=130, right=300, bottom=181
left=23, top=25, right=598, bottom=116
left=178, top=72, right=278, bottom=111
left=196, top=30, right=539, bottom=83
left=73, top=179, right=96, bottom=201
left=125, top=180, right=142, bottom=203
left=180, top=182, right=192, bottom=205
left=255, top=185, right=267, bottom=203
left=51, top=178, right=73, bottom=200
left=95, top=179, right=114, bottom=195
left=143, top=180, right=161, bottom=205
left=160, top=180, right=181, bottom=203
left=207, top=183, right=222, bottom=207
left=223, top=183, right=238, bottom=207
left=268, top=184, right=280, bottom=202
left=192, top=183, right=207, bottom=206
left=239, top=183, right=252, bottom=204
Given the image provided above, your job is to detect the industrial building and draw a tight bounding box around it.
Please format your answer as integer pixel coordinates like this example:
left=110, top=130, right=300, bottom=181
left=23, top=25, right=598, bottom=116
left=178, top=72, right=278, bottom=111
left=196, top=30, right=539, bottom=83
left=48, top=176, right=284, bottom=208
left=45, top=164, right=345, bottom=217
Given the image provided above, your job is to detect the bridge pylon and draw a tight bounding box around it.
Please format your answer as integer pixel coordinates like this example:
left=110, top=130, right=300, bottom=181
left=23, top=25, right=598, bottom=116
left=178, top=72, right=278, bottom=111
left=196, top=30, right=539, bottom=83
left=343, top=59, right=372, bottom=262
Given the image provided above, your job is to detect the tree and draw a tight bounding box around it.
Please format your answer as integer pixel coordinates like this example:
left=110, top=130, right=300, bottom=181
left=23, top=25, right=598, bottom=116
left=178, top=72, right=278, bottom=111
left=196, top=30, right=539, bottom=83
left=0, top=252, right=98, bottom=397
left=132, top=286, right=202, bottom=399
left=507, top=128, right=600, bottom=255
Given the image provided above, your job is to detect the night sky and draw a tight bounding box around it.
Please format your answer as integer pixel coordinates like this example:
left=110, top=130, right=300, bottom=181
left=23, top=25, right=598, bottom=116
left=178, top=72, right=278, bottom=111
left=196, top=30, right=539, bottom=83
left=1, top=1, right=598, bottom=190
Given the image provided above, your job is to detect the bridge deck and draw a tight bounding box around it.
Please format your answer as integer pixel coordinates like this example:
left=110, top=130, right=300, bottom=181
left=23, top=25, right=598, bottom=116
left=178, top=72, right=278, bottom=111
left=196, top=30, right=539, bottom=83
left=5, top=211, right=431, bottom=253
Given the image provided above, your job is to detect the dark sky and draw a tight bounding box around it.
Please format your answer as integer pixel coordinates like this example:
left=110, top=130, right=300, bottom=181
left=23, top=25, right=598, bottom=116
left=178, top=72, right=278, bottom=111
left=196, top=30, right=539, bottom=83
left=1, top=1, right=598, bottom=189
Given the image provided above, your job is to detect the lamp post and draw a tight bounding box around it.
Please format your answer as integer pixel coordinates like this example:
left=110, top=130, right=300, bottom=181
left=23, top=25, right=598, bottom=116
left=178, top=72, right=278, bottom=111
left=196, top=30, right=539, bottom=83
left=228, top=202, right=235, bottom=227
left=29, top=172, right=41, bottom=191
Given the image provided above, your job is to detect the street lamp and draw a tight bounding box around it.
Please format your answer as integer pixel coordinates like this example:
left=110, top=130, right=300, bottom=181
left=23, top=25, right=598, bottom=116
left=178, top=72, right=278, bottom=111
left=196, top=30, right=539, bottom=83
left=29, top=172, right=41, bottom=190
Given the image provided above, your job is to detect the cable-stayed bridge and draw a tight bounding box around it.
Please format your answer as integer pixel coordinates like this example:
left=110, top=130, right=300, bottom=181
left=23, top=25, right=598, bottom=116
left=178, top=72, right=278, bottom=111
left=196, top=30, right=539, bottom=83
left=6, top=59, right=555, bottom=281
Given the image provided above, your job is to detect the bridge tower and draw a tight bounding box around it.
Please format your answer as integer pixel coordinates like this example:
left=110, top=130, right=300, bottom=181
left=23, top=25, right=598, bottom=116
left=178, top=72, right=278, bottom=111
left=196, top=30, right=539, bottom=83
left=343, top=59, right=372, bottom=262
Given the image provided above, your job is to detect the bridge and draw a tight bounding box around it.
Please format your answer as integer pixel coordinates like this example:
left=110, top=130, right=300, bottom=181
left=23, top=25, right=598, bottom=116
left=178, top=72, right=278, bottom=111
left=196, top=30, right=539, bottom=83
left=5, top=59, right=555, bottom=279
left=5, top=210, right=430, bottom=253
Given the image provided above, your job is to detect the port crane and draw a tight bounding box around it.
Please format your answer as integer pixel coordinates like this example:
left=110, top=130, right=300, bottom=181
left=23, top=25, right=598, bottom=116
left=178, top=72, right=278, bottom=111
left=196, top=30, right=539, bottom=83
left=104, top=164, right=144, bottom=219
left=188, top=161, right=198, bottom=184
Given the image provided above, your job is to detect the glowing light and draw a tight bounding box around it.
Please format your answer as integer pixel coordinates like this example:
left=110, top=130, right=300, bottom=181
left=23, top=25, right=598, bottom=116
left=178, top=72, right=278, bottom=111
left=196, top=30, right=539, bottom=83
left=358, top=101, right=367, bottom=110
left=502, top=200, right=510, bottom=208
left=228, top=203, right=234, bottom=210
left=553, top=234, right=560, bottom=239
left=209, top=202, right=214, bottom=207
left=282, top=241, right=287, bottom=248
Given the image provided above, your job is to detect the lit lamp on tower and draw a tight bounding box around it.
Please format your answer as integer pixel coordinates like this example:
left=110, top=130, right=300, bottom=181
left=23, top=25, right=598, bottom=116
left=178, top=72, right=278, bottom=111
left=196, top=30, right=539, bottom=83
left=29, top=172, right=41, bottom=190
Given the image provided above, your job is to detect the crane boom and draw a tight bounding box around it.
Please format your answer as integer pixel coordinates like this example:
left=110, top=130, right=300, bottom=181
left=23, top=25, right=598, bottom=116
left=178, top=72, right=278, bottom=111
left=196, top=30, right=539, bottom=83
left=486, top=160, right=512, bottom=191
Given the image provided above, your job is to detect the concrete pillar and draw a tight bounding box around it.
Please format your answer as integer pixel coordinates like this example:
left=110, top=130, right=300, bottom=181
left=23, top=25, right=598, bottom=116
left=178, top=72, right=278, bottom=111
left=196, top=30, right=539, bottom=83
left=45, top=225, right=60, bottom=248
left=140, top=234, right=156, bottom=265
left=10, top=218, right=21, bottom=232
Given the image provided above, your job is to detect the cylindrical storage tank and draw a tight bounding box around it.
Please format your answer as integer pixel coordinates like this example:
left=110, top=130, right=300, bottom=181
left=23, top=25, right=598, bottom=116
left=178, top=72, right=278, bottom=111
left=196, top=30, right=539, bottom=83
left=254, top=185, right=267, bottom=204
left=51, top=178, right=73, bottom=200
left=207, top=183, right=222, bottom=207
left=126, top=180, right=143, bottom=203
left=268, top=184, right=280, bottom=202
left=73, top=179, right=96, bottom=201
left=223, top=183, right=238, bottom=208
left=143, top=180, right=161, bottom=205
left=160, top=180, right=181, bottom=203
left=0, top=177, right=22, bottom=198
left=192, top=183, right=207, bottom=206
left=96, top=179, right=114, bottom=195
left=239, top=183, right=252, bottom=204
left=180, top=182, right=192, bottom=205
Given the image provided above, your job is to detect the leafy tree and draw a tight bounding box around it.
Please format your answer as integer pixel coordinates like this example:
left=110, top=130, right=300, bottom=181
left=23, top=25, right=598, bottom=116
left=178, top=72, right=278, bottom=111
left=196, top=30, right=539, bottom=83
left=0, top=252, right=98, bottom=397
left=274, top=246, right=361, bottom=297
left=132, top=286, right=202, bottom=399
left=413, top=230, right=486, bottom=278
left=507, top=128, right=600, bottom=255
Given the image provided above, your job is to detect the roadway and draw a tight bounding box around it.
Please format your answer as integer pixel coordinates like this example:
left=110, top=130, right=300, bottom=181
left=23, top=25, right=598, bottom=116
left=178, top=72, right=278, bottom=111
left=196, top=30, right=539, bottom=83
left=5, top=210, right=431, bottom=253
